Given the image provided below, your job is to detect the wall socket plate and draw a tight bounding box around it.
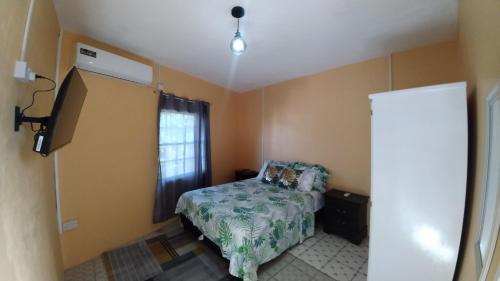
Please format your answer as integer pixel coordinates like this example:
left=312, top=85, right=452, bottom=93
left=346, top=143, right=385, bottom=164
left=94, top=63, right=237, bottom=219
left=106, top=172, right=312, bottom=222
left=13, top=60, right=36, bottom=83
left=62, top=219, right=79, bottom=232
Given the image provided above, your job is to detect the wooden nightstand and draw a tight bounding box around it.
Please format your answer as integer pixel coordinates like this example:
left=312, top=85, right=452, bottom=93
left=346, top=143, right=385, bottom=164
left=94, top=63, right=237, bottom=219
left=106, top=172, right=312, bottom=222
left=235, top=169, right=258, bottom=181
left=324, top=188, right=369, bottom=245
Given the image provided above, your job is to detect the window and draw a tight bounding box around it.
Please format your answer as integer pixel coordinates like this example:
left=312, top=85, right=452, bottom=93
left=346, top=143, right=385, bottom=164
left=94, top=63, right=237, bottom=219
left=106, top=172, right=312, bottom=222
left=154, top=94, right=211, bottom=223
left=159, top=110, right=196, bottom=179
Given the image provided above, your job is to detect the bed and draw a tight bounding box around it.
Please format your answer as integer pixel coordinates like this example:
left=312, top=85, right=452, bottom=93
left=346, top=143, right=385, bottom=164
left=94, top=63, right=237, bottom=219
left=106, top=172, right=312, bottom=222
left=175, top=178, right=324, bottom=281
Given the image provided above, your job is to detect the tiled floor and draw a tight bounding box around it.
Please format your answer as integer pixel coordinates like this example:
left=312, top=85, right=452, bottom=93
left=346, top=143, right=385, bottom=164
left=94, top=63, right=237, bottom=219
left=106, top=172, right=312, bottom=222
left=260, top=226, right=368, bottom=281
left=64, top=222, right=368, bottom=281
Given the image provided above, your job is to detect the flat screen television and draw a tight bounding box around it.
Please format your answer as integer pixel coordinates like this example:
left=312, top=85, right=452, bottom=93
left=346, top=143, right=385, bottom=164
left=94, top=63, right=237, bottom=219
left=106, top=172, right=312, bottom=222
left=15, top=66, right=87, bottom=156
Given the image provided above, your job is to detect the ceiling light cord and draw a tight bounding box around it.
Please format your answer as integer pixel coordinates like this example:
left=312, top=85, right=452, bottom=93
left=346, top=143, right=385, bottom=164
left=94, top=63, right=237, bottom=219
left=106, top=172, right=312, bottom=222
left=230, top=6, right=247, bottom=55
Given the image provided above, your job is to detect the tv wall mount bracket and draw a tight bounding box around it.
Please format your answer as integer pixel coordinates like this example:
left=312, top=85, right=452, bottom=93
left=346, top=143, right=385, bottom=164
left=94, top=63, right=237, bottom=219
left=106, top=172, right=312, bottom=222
left=14, top=106, right=49, bottom=132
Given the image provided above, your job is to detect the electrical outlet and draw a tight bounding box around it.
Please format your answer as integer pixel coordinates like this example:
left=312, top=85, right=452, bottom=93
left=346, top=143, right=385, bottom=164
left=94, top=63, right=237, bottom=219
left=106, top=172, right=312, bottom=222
left=62, top=219, right=79, bottom=232
left=13, top=61, right=36, bottom=83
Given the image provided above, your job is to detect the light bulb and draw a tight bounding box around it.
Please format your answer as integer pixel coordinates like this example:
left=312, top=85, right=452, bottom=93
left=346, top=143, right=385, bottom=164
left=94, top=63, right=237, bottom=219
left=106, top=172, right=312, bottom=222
left=230, top=31, right=247, bottom=55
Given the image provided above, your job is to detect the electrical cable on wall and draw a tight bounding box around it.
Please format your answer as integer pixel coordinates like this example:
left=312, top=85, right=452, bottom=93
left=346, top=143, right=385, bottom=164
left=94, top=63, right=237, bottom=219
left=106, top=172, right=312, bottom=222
left=21, top=75, right=56, bottom=132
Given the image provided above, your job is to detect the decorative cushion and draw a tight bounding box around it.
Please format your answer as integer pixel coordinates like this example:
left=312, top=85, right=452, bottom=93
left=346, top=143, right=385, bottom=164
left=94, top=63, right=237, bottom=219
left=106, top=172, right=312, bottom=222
left=296, top=169, right=316, bottom=192
left=290, top=162, right=330, bottom=193
left=278, top=168, right=304, bottom=190
left=256, top=161, right=270, bottom=180
left=261, top=164, right=285, bottom=185
left=257, top=160, right=290, bottom=181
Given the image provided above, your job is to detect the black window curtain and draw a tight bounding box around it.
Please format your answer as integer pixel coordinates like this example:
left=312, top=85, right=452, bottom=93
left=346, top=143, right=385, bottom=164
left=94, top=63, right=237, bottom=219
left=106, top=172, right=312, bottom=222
left=153, top=93, right=212, bottom=223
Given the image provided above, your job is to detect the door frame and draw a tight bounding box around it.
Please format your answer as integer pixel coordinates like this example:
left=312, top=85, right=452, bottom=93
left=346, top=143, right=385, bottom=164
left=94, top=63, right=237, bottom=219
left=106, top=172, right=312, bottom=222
left=476, top=83, right=500, bottom=281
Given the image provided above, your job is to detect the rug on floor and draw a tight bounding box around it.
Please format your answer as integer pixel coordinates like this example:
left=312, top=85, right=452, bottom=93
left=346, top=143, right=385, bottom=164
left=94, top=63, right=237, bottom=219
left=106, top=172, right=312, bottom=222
left=151, top=244, right=233, bottom=281
left=150, top=231, right=238, bottom=281
left=103, top=234, right=178, bottom=281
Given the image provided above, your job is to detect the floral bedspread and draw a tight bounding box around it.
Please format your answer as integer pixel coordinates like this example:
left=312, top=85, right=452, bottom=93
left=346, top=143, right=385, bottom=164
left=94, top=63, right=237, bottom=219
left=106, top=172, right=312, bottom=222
left=175, top=178, right=315, bottom=281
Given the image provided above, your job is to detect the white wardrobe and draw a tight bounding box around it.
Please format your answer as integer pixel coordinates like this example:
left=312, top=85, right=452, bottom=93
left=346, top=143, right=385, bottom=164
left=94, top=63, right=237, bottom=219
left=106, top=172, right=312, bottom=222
left=368, top=82, right=468, bottom=281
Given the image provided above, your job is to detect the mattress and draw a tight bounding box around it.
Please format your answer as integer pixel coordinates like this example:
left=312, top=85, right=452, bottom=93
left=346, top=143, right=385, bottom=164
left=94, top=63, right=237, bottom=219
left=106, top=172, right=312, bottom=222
left=311, top=190, right=325, bottom=212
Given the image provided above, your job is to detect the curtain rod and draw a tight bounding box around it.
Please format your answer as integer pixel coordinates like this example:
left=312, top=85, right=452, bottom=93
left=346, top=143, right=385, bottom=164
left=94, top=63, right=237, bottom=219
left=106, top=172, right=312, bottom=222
left=160, top=91, right=210, bottom=105
left=76, top=69, right=210, bottom=105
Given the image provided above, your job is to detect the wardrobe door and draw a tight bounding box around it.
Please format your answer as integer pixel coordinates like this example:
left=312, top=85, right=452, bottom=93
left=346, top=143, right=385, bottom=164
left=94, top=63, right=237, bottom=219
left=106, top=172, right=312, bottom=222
left=368, top=82, right=468, bottom=281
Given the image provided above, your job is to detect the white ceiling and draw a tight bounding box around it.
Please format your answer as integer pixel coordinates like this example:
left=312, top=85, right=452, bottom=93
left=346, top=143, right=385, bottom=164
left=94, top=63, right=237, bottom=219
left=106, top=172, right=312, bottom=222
left=53, top=0, right=458, bottom=93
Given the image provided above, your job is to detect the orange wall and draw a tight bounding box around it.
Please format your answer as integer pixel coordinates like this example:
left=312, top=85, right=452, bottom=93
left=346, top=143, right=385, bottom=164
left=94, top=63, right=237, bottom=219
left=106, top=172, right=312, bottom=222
left=391, top=40, right=465, bottom=90
left=58, top=32, right=236, bottom=268
left=234, top=89, right=263, bottom=171
left=456, top=0, right=500, bottom=280
left=263, top=58, right=388, bottom=196
left=234, top=41, right=464, bottom=196
left=391, top=40, right=473, bottom=280
left=0, top=0, right=63, bottom=280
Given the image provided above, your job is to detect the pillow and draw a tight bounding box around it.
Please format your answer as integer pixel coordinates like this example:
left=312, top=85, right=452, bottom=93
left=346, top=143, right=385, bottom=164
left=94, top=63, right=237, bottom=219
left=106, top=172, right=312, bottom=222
left=261, top=164, right=286, bottom=185
left=296, top=169, right=316, bottom=192
left=278, top=167, right=304, bottom=190
left=257, top=160, right=290, bottom=180
left=256, top=161, right=270, bottom=180
left=291, top=162, right=330, bottom=193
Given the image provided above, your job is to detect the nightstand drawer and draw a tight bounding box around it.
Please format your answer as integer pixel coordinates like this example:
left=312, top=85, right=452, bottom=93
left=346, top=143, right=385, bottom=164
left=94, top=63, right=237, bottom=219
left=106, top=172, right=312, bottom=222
left=325, top=217, right=362, bottom=232
left=235, top=169, right=258, bottom=181
left=325, top=199, right=359, bottom=220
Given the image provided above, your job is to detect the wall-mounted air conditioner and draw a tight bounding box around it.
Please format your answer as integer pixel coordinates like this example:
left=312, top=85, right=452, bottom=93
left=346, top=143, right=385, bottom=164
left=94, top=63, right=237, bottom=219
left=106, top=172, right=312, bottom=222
left=75, top=43, right=153, bottom=85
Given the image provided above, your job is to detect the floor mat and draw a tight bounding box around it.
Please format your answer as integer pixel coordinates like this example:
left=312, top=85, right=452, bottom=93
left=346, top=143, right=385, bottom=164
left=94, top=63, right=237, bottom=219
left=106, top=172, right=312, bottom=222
left=103, top=234, right=178, bottom=281
left=151, top=231, right=238, bottom=281
left=152, top=245, right=230, bottom=281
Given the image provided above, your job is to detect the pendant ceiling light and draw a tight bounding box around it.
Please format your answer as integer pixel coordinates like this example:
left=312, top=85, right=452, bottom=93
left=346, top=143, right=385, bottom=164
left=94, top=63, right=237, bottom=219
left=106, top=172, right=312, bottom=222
left=230, top=6, right=247, bottom=56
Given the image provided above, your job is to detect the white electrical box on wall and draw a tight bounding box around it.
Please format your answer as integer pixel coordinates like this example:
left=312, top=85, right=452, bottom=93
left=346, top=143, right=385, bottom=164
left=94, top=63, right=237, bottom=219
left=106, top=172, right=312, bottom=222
left=13, top=61, right=36, bottom=82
